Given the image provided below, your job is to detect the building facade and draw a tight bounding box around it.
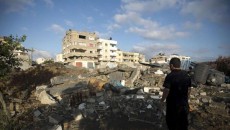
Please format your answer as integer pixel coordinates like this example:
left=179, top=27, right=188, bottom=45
left=62, top=29, right=98, bottom=68
left=150, top=53, right=167, bottom=64
left=97, top=38, right=118, bottom=68
left=116, top=51, right=145, bottom=63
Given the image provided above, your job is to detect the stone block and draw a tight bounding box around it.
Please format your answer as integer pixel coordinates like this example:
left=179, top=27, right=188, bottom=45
left=50, top=75, right=77, bottom=86
left=87, top=98, right=96, bottom=103
left=51, top=125, right=62, bottom=130
left=49, top=114, right=64, bottom=124
left=96, top=91, right=104, bottom=97
left=34, top=110, right=42, bottom=117
left=200, top=92, right=207, bottom=96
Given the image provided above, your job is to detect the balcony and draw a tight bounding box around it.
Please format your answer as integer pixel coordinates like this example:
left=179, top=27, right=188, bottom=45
left=98, top=57, right=103, bottom=61
left=110, top=58, right=116, bottom=62
left=98, top=51, right=103, bottom=55
left=110, top=42, right=117, bottom=45
left=110, top=46, right=117, bottom=50
left=110, top=52, right=117, bottom=57
left=66, top=52, right=97, bottom=58
left=97, top=45, right=103, bottom=50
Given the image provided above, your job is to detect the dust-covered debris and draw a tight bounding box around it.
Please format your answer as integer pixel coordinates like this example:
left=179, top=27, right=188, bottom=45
left=0, top=62, right=229, bottom=130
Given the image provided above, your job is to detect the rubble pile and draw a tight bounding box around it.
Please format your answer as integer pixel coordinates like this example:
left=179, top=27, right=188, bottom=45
left=0, top=62, right=229, bottom=130
left=189, top=84, right=230, bottom=130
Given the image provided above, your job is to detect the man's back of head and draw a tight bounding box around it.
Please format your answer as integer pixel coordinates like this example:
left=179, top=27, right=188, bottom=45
left=170, top=57, right=181, bottom=69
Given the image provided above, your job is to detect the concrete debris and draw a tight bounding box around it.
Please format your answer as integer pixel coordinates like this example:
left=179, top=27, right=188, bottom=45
left=34, top=109, right=42, bottom=117
left=36, top=90, right=56, bottom=105
left=49, top=113, right=64, bottom=124
left=50, top=75, right=78, bottom=86
left=51, top=125, right=62, bottom=130
left=1, top=62, right=229, bottom=130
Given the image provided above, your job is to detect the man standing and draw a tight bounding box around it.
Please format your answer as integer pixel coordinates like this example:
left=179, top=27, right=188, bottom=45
left=161, top=57, right=191, bottom=130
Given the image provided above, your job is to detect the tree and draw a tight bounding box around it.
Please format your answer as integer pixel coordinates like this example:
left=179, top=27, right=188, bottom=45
left=0, top=35, right=26, bottom=77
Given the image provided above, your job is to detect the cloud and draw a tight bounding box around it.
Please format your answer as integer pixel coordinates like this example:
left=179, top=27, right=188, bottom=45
left=218, top=44, right=230, bottom=55
left=181, top=0, right=230, bottom=24
left=183, top=21, right=202, bottom=30
left=191, top=55, right=216, bottom=62
left=87, top=16, right=93, bottom=23
left=131, top=43, right=181, bottom=59
left=114, top=12, right=187, bottom=40
left=107, top=24, right=120, bottom=30
left=121, top=0, right=181, bottom=13
left=30, top=49, right=54, bottom=60
left=95, top=31, right=112, bottom=39
left=218, top=44, right=230, bottom=50
left=192, top=48, right=210, bottom=54
left=43, top=0, right=54, bottom=8
left=0, top=0, right=34, bottom=13
left=48, top=24, right=65, bottom=34
left=109, top=1, right=188, bottom=40
left=65, top=20, right=74, bottom=27
left=21, top=27, right=28, bottom=31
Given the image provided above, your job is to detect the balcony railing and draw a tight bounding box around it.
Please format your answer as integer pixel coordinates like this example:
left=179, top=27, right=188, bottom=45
left=66, top=52, right=97, bottom=58
left=110, top=52, right=117, bottom=57
left=110, top=58, right=116, bottom=62
left=110, top=46, right=117, bottom=50
left=97, top=45, right=103, bottom=50
left=98, top=51, right=103, bottom=55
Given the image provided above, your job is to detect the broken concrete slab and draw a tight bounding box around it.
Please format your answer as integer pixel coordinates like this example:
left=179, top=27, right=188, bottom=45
left=50, top=125, right=62, bottom=130
left=200, top=92, right=207, bottom=96
left=98, top=67, right=118, bottom=75
left=50, top=75, right=78, bottom=86
left=126, top=68, right=141, bottom=87
left=108, top=71, right=125, bottom=81
left=96, top=91, right=104, bottom=97
left=47, top=81, right=88, bottom=97
left=36, top=90, right=56, bottom=105
left=49, top=113, right=64, bottom=124
left=34, top=109, right=42, bottom=117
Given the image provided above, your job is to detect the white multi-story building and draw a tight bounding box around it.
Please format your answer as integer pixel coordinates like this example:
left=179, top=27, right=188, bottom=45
left=97, top=38, right=118, bottom=68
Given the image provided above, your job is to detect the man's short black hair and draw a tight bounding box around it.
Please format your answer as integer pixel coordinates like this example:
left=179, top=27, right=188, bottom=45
left=170, top=57, right=181, bottom=68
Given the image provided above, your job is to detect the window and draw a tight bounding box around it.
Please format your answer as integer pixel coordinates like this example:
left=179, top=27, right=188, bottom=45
left=105, top=43, right=108, bottom=46
left=90, top=51, right=93, bottom=53
left=79, top=35, right=86, bottom=39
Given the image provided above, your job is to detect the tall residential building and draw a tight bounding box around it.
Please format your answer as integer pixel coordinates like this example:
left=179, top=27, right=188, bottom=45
left=62, top=29, right=98, bottom=68
left=97, top=38, right=118, bottom=62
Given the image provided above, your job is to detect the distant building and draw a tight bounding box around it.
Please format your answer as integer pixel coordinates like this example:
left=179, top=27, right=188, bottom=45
left=36, top=58, right=46, bottom=64
left=167, top=54, right=191, bottom=70
left=1, top=36, right=30, bottom=70
left=62, top=29, right=98, bottom=68
left=150, top=53, right=167, bottom=64
left=150, top=53, right=191, bottom=70
left=56, top=54, right=64, bottom=62
left=116, top=51, right=145, bottom=63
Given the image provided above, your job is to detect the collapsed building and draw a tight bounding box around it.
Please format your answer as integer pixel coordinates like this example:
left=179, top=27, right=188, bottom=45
left=0, top=61, right=229, bottom=130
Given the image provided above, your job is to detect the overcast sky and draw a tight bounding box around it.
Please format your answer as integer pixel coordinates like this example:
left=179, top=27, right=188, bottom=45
left=0, top=0, right=229, bottom=61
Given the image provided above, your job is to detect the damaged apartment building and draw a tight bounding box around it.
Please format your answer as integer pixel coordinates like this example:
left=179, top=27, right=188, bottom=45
left=61, top=29, right=145, bottom=68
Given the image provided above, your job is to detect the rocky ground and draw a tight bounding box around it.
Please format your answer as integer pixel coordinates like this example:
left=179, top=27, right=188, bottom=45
left=0, top=63, right=229, bottom=130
